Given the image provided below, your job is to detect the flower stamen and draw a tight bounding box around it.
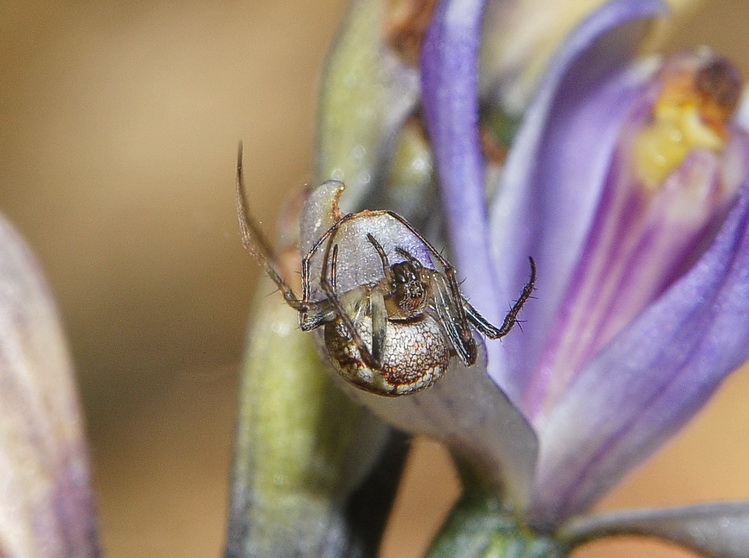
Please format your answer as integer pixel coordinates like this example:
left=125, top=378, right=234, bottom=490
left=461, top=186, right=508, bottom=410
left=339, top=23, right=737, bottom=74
left=634, top=53, right=742, bottom=190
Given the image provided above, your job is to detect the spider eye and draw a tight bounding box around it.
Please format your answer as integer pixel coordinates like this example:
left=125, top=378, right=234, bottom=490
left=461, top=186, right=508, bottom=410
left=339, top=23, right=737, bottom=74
left=392, top=262, right=418, bottom=285
left=386, top=261, right=428, bottom=318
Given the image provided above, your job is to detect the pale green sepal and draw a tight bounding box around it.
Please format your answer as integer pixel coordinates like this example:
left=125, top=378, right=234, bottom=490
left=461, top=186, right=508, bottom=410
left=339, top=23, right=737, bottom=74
left=315, top=0, right=419, bottom=212
left=426, top=495, right=567, bottom=558
left=380, top=122, right=436, bottom=223
left=226, top=278, right=397, bottom=557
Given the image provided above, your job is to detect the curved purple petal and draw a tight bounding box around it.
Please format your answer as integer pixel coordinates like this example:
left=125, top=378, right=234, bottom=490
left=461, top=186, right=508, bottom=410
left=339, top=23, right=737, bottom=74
left=487, top=0, right=666, bottom=407
left=421, top=0, right=499, bottom=323
left=560, top=502, right=749, bottom=557
left=530, top=175, right=749, bottom=527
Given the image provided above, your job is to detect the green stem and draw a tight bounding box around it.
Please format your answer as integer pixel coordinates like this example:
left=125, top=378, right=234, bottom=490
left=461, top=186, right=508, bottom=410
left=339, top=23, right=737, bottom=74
left=426, top=494, right=569, bottom=558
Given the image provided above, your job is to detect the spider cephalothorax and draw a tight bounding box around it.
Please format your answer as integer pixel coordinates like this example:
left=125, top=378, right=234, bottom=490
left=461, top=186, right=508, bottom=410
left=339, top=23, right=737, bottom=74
left=236, top=149, right=535, bottom=396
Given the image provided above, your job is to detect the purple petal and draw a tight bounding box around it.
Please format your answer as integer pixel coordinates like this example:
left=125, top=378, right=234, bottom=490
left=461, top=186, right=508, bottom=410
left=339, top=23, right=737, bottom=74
left=340, top=347, right=539, bottom=511
left=530, top=176, right=749, bottom=527
left=487, top=0, right=667, bottom=406
left=533, top=59, right=748, bottom=415
left=0, top=215, right=99, bottom=557
left=421, top=0, right=499, bottom=322
left=560, top=502, right=749, bottom=557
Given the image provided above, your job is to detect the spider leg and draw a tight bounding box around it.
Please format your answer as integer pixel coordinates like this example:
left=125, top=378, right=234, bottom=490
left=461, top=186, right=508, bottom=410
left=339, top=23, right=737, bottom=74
left=364, top=234, right=396, bottom=364
left=292, top=243, right=341, bottom=330
left=383, top=211, right=475, bottom=350
left=382, top=211, right=454, bottom=270
left=297, top=210, right=364, bottom=331
left=394, top=246, right=417, bottom=263
left=369, top=290, right=388, bottom=366
left=462, top=300, right=501, bottom=337
left=426, top=271, right=477, bottom=366
left=330, top=244, right=339, bottom=291
left=301, top=212, right=357, bottom=303
left=235, top=144, right=305, bottom=311
left=466, top=257, right=536, bottom=339
left=366, top=233, right=395, bottom=283
left=318, top=224, right=381, bottom=369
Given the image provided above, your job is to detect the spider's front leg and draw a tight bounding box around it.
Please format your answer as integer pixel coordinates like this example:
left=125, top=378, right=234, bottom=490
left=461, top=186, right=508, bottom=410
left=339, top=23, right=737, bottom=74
left=317, top=234, right=382, bottom=371
left=367, top=289, right=388, bottom=367
left=297, top=298, right=339, bottom=331
left=464, top=257, right=536, bottom=340
left=426, top=271, right=479, bottom=366
left=235, top=144, right=307, bottom=313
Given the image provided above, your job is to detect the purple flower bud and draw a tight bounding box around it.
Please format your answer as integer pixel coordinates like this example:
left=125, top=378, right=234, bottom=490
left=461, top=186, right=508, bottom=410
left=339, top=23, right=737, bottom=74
left=0, top=215, right=99, bottom=558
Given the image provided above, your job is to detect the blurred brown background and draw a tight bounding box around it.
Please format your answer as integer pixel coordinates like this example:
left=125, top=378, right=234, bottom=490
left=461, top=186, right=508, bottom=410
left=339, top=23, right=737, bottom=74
left=1, top=2, right=749, bottom=557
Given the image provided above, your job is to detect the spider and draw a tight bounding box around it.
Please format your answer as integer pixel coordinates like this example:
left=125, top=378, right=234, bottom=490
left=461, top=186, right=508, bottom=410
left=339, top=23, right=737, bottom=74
left=235, top=150, right=535, bottom=396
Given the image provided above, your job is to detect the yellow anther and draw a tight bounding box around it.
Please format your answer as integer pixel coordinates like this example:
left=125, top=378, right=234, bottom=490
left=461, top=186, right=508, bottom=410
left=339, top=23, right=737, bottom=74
left=633, top=54, right=741, bottom=191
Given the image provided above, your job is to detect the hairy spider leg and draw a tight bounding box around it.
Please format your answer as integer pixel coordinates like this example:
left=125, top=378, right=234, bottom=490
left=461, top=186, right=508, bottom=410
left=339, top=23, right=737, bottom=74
left=365, top=233, right=395, bottom=283
left=300, top=212, right=357, bottom=304
left=383, top=211, right=475, bottom=352
left=388, top=240, right=477, bottom=365
left=311, top=217, right=382, bottom=369
left=235, top=144, right=305, bottom=311
left=392, top=226, right=535, bottom=353
left=327, top=239, right=386, bottom=363
left=365, top=234, right=398, bottom=365
left=462, top=257, right=536, bottom=339
left=329, top=244, right=339, bottom=291
left=393, top=247, right=477, bottom=365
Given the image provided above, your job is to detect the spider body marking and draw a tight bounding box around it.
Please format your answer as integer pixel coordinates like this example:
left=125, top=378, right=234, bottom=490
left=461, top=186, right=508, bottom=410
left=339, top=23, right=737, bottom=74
left=235, top=147, right=535, bottom=396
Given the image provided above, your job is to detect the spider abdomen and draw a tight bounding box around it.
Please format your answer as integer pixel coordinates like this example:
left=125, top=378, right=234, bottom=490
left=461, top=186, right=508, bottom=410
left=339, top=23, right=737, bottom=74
left=324, top=315, right=450, bottom=396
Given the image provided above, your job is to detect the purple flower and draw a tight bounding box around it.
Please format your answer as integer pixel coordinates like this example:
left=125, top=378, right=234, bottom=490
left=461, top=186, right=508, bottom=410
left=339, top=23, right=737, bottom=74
left=305, top=0, right=749, bottom=554
left=0, top=215, right=100, bottom=558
